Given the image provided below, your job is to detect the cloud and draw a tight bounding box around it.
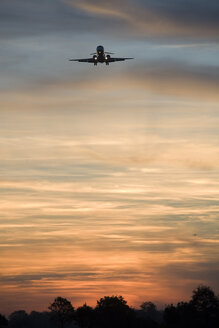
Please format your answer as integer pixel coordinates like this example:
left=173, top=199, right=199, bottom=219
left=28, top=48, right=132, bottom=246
left=1, top=0, right=219, bottom=40
left=2, top=59, right=219, bottom=106
left=124, top=61, right=219, bottom=101
left=1, top=59, right=219, bottom=172
left=0, top=0, right=97, bottom=39
left=157, top=261, right=219, bottom=291
left=3, top=51, right=219, bottom=101
left=1, top=157, right=218, bottom=313
left=68, top=0, right=219, bottom=38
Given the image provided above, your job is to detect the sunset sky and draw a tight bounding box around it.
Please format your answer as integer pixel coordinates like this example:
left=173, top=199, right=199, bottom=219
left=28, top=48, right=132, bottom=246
left=0, top=0, right=219, bottom=315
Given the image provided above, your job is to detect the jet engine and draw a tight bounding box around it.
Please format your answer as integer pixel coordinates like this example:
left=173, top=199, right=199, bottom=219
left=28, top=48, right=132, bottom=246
left=93, top=55, right=98, bottom=66
left=105, top=55, right=110, bottom=65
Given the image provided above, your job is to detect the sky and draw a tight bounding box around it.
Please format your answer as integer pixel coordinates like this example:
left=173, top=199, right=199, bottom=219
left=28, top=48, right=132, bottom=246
left=0, top=0, right=219, bottom=315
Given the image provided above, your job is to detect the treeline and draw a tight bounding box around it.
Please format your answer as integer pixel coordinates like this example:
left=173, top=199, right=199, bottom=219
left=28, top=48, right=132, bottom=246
left=0, top=285, right=218, bottom=328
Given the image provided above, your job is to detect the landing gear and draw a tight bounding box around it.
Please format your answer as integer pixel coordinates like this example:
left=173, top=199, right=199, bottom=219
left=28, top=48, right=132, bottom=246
left=94, top=62, right=97, bottom=66
left=106, top=62, right=109, bottom=65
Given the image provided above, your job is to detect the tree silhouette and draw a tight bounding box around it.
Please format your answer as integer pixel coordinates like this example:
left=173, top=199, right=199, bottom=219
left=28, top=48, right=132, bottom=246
left=176, top=302, right=196, bottom=328
left=191, top=285, right=218, bottom=313
left=75, top=303, right=94, bottom=328
left=140, top=301, right=157, bottom=313
left=0, top=314, right=8, bottom=327
left=163, top=304, right=180, bottom=326
left=95, top=296, right=135, bottom=328
left=96, top=295, right=128, bottom=309
left=28, top=311, right=52, bottom=328
left=4, top=284, right=219, bottom=328
left=190, top=285, right=219, bottom=327
left=8, top=311, right=29, bottom=328
left=163, top=286, right=219, bottom=328
left=139, top=301, right=161, bottom=326
left=48, top=296, right=74, bottom=328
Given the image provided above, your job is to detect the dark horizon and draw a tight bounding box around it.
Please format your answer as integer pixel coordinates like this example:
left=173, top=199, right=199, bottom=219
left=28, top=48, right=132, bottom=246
left=1, top=284, right=218, bottom=315
left=1, top=285, right=218, bottom=328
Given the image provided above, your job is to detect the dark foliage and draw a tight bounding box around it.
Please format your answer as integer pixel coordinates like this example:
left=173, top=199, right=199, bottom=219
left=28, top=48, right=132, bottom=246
left=0, top=313, right=8, bottom=327
left=190, top=285, right=219, bottom=328
left=140, top=301, right=157, bottom=313
left=95, top=295, right=136, bottom=328
left=8, top=311, right=54, bottom=328
left=48, top=296, right=75, bottom=328
left=191, top=285, right=219, bottom=312
left=139, top=301, right=162, bottom=324
left=5, top=285, right=219, bottom=328
left=135, top=315, right=159, bottom=328
left=75, top=303, right=94, bottom=328
left=163, top=285, right=219, bottom=328
left=28, top=311, right=53, bottom=328
left=134, top=301, right=161, bottom=327
left=8, top=311, right=29, bottom=328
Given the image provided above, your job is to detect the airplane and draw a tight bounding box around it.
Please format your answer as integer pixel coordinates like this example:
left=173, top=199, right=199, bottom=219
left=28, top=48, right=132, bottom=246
left=69, top=45, right=133, bottom=66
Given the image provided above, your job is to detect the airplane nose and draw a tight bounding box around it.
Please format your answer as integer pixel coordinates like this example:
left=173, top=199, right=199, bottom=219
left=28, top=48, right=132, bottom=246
left=97, top=45, right=104, bottom=52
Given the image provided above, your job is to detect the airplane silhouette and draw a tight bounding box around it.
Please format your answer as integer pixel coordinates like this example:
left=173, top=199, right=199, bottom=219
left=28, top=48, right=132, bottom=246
left=69, top=45, right=133, bottom=66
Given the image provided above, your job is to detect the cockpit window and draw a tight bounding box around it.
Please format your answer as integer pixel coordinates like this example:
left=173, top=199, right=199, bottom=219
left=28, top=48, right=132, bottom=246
left=97, top=45, right=104, bottom=52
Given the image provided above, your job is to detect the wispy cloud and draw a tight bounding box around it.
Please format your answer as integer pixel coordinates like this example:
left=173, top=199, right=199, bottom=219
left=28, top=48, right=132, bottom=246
left=1, top=0, right=219, bottom=39
left=68, top=0, right=219, bottom=38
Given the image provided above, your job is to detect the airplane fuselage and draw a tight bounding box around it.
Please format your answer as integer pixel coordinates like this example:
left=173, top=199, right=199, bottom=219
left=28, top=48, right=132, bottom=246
left=94, top=45, right=110, bottom=65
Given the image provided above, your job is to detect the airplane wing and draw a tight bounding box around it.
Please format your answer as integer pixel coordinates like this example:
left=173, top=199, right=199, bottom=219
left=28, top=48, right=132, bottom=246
left=108, top=57, right=133, bottom=62
left=69, top=58, right=94, bottom=63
